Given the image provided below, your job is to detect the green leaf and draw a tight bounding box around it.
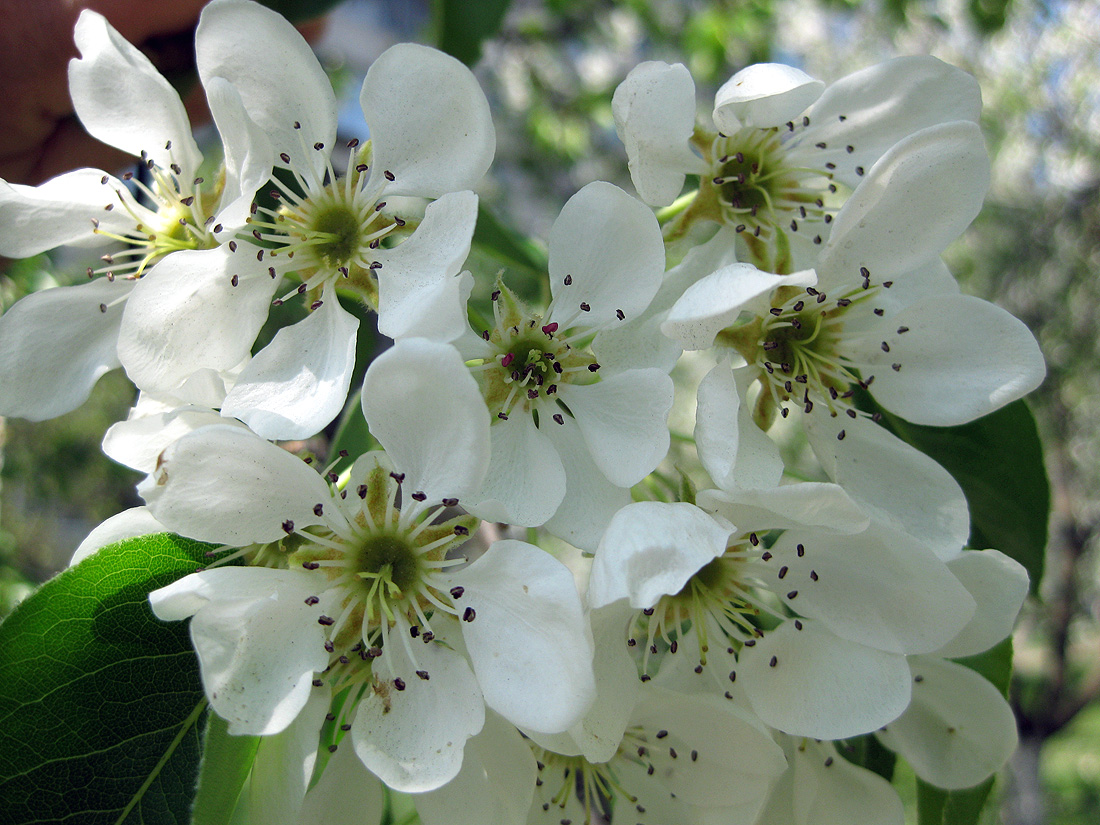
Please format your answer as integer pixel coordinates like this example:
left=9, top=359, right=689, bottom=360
left=189, top=715, right=259, bottom=825
left=837, top=733, right=898, bottom=782
left=873, top=399, right=1049, bottom=595
left=472, top=202, right=550, bottom=278
left=432, top=0, right=513, bottom=65
left=0, top=533, right=216, bottom=825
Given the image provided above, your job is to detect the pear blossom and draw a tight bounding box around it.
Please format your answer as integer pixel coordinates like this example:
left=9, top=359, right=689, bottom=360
left=0, top=4, right=273, bottom=420
left=145, top=339, right=596, bottom=792
left=662, top=122, right=1045, bottom=556
left=613, top=55, right=981, bottom=272
left=588, top=487, right=978, bottom=740
left=450, top=181, right=674, bottom=549
left=117, top=0, right=495, bottom=440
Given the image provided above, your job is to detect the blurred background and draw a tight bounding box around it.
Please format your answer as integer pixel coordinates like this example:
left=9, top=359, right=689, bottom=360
left=1, top=0, right=1097, bottom=822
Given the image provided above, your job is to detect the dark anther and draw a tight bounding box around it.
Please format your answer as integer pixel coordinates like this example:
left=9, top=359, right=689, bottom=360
left=313, top=503, right=324, bottom=516
left=282, top=520, right=295, bottom=534
left=442, top=497, right=459, bottom=507
left=450, top=586, right=465, bottom=599
left=411, top=491, right=427, bottom=501
left=280, top=152, right=291, bottom=163
left=553, top=413, right=564, bottom=425
left=394, top=677, right=406, bottom=691
left=304, top=596, right=320, bottom=605
left=313, top=679, right=324, bottom=687
left=454, top=525, right=470, bottom=536
left=463, top=607, right=476, bottom=622
left=416, top=670, right=430, bottom=681
left=318, top=615, right=335, bottom=626
left=579, top=302, right=591, bottom=312
left=384, top=170, right=396, bottom=181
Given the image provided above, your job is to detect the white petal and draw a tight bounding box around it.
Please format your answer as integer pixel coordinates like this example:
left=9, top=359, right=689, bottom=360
left=740, top=619, right=911, bottom=739
left=766, top=525, right=976, bottom=654
left=662, top=264, right=815, bottom=350
left=870, top=257, right=960, bottom=317
left=612, top=61, right=701, bottom=206
left=877, top=656, right=1018, bottom=789
left=139, top=424, right=335, bottom=545
left=352, top=637, right=485, bottom=792
left=547, top=182, right=665, bottom=329
left=937, top=549, right=1029, bottom=658
left=117, top=246, right=277, bottom=391
left=221, top=287, right=358, bottom=440
left=196, top=0, right=336, bottom=174
left=415, top=711, right=536, bottom=825
left=0, top=279, right=128, bottom=420
left=458, top=540, right=596, bottom=733
left=542, top=415, right=632, bottom=551
left=70, top=507, right=166, bottom=566
left=250, top=687, right=332, bottom=825
left=103, top=405, right=234, bottom=473
left=694, top=365, right=784, bottom=490
left=791, top=741, right=904, bottom=825
left=360, top=338, right=490, bottom=502
left=376, top=191, right=478, bottom=342
left=297, top=734, right=385, bottom=825
left=0, top=170, right=138, bottom=256
left=850, top=294, right=1045, bottom=426
left=799, top=55, right=982, bottom=190
left=556, top=369, right=673, bottom=488
left=205, top=76, right=274, bottom=234
left=362, top=44, right=494, bottom=198
left=468, top=413, right=566, bottom=527
left=818, top=122, right=990, bottom=290
left=150, top=567, right=331, bottom=735
left=698, top=481, right=869, bottom=534
left=805, top=412, right=970, bottom=560
left=713, top=63, right=824, bottom=132
left=633, top=690, right=787, bottom=808
left=589, top=502, right=733, bottom=609
left=69, top=11, right=201, bottom=172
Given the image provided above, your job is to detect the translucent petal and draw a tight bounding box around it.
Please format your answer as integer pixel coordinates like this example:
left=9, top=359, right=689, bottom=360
left=713, top=63, right=824, bottom=132
left=70, top=507, right=166, bottom=566
left=205, top=76, right=274, bottom=234
left=937, top=549, right=1029, bottom=658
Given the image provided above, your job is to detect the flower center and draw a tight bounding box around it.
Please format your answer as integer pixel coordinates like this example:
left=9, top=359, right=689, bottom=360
left=89, top=142, right=219, bottom=281
left=469, top=285, right=600, bottom=424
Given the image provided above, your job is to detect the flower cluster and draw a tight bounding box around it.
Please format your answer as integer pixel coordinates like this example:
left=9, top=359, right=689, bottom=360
left=1, top=2, right=1044, bottom=824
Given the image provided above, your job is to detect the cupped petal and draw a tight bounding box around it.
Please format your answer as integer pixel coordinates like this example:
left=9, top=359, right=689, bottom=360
left=197, top=0, right=336, bottom=174
left=69, top=11, right=201, bottom=173
left=375, top=191, right=478, bottom=341
left=0, top=170, right=143, bottom=256
left=612, top=61, right=702, bottom=206
left=205, top=76, right=274, bottom=234
left=221, top=286, right=359, bottom=440
left=351, top=635, right=485, bottom=792
left=542, top=415, right=632, bottom=551
left=556, top=369, right=673, bottom=488
left=468, top=413, right=566, bottom=527
left=103, top=405, right=234, bottom=472
left=791, top=741, right=904, bottom=825
left=250, top=686, right=333, bottom=825
left=415, top=711, right=536, bottom=825
left=361, top=338, right=490, bottom=503
left=798, top=55, right=982, bottom=190
left=117, top=245, right=278, bottom=391
left=457, top=539, right=596, bottom=734
left=937, top=549, right=1029, bottom=658
left=662, top=264, right=815, bottom=350
left=848, top=294, right=1045, bottom=426
left=713, top=63, right=824, bottom=132
left=698, top=481, right=869, bottom=535
left=138, top=424, right=336, bottom=545
left=766, top=524, right=976, bottom=654
left=296, top=725, right=385, bottom=825
left=805, top=411, right=970, bottom=560
left=70, top=507, right=167, bottom=566
left=589, top=501, right=734, bottom=610
left=739, top=618, right=911, bottom=739
left=547, top=182, right=665, bottom=330
left=362, top=43, right=494, bottom=198
left=694, top=365, right=784, bottom=490
left=817, top=122, right=990, bottom=291
left=149, top=567, right=331, bottom=735
left=632, top=690, right=787, bottom=809
left=877, top=656, right=1018, bottom=789
left=0, top=278, right=129, bottom=420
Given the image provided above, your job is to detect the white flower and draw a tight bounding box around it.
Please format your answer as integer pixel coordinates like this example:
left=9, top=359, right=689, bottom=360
left=0, top=3, right=273, bottom=420
left=117, top=0, right=495, bottom=440
left=588, top=488, right=978, bottom=740
left=613, top=56, right=981, bottom=271
left=146, top=339, right=595, bottom=792
left=448, top=181, right=674, bottom=550
left=662, top=122, right=1046, bottom=556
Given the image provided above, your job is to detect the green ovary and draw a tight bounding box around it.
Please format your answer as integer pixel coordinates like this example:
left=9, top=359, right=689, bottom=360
left=310, top=204, right=362, bottom=268
left=356, top=533, right=421, bottom=594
